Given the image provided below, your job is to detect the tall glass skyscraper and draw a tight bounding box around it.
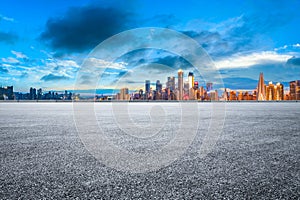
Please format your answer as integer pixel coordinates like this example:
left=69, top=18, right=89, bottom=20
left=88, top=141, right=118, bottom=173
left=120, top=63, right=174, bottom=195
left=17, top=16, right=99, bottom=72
left=167, top=76, right=175, bottom=91
left=188, top=72, right=194, bottom=89
left=290, top=80, right=300, bottom=100
left=178, top=69, right=183, bottom=100
left=257, top=72, right=266, bottom=101
left=145, top=80, right=150, bottom=95
left=156, top=80, right=162, bottom=93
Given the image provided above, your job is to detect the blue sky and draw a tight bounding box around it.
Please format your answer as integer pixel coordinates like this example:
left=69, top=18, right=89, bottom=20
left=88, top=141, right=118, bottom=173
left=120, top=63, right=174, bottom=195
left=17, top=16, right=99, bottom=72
left=0, top=0, right=300, bottom=92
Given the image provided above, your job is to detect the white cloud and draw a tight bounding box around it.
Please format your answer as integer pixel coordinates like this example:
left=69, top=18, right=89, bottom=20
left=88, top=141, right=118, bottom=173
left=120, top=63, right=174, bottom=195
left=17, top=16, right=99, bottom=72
left=11, top=50, right=28, bottom=59
left=2, top=63, right=12, bottom=67
left=2, top=57, right=19, bottom=64
left=0, top=15, right=14, bottom=22
left=46, top=59, right=80, bottom=69
left=57, top=60, right=80, bottom=68
left=274, top=45, right=288, bottom=51
left=292, top=43, right=300, bottom=48
left=274, top=43, right=300, bottom=51
left=214, top=51, right=291, bottom=69
left=85, top=58, right=127, bottom=70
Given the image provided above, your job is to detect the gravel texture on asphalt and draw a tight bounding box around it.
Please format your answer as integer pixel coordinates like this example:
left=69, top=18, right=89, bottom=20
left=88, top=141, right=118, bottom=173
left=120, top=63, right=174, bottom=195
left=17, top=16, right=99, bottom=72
left=0, top=102, right=299, bottom=199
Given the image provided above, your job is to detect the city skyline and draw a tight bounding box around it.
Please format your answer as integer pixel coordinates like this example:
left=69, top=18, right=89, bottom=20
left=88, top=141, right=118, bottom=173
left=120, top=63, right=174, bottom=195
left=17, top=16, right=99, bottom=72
left=115, top=70, right=299, bottom=101
left=2, top=71, right=299, bottom=101
left=1, top=1, right=300, bottom=92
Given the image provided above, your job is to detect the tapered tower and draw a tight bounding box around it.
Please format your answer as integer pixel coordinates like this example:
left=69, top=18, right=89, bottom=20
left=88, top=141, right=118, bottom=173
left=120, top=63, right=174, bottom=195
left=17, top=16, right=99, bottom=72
left=257, top=72, right=266, bottom=101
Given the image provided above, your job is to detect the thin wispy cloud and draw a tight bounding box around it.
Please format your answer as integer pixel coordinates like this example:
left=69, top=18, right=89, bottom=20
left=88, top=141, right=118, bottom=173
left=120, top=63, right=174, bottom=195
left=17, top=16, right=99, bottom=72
left=0, top=14, right=14, bottom=22
left=11, top=50, right=28, bottom=59
left=2, top=57, right=19, bottom=64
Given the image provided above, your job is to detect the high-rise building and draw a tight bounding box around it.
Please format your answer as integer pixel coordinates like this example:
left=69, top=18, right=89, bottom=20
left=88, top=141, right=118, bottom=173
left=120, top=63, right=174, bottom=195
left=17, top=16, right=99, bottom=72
left=167, top=76, right=175, bottom=91
left=199, top=86, right=205, bottom=99
left=206, top=82, right=213, bottom=92
left=297, top=80, right=300, bottom=100
left=145, top=80, right=150, bottom=95
left=290, top=80, right=300, bottom=100
left=139, top=89, right=143, bottom=99
left=184, top=81, right=189, bottom=96
left=188, top=72, right=194, bottom=89
left=275, top=83, right=284, bottom=101
left=189, top=88, right=195, bottom=100
left=257, top=72, right=266, bottom=101
left=178, top=69, right=183, bottom=100
left=229, top=91, right=237, bottom=101
left=266, top=82, right=275, bottom=101
left=37, top=88, right=42, bottom=100
left=210, top=90, right=219, bottom=101
left=29, top=87, right=37, bottom=100
left=156, top=80, right=162, bottom=93
left=120, top=88, right=129, bottom=100
left=222, top=89, right=229, bottom=101
left=238, top=91, right=243, bottom=101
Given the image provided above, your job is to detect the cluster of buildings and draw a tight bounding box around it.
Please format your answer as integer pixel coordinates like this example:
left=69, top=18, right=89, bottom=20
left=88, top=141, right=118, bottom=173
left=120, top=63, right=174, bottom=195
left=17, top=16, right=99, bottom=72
left=116, top=71, right=300, bottom=101
left=116, top=70, right=218, bottom=101
left=15, top=87, right=74, bottom=100
left=248, top=73, right=300, bottom=101
left=1, top=71, right=299, bottom=101
left=0, top=86, right=77, bottom=101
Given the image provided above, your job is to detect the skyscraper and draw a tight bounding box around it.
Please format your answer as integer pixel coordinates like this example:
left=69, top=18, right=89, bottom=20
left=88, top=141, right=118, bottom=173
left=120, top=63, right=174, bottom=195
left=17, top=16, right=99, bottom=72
left=206, top=82, right=213, bottom=92
left=156, top=80, right=162, bottom=93
left=275, top=83, right=284, bottom=101
left=120, top=88, right=129, bottom=100
left=145, top=80, right=150, bottom=95
left=178, top=69, right=183, bottom=100
left=266, top=82, right=275, bottom=101
left=290, top=80, right=300, bottom=100
left=37, top=88, right=42, bottom=100
left=155, top=80, right=162, bottom=100
left=257, top=72, right=266, bottom=101
left=184, top=81, right=189, bottom=98
left=29, top=87, right=37, bottom=100
left=188, top=72, right=194, bottom=89
left=167, top=76, right=175, bottom=91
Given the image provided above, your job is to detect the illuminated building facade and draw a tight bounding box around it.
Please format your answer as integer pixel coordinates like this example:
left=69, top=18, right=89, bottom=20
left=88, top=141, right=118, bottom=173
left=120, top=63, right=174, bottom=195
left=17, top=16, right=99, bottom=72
left=210, top=90, right=218, bottom=101
left=290, top=80, right=300, bottom=100
left=229, top=91, right=237, bottom=101
left=178, top=69, right=183, bottom=100
left=4, top=71, right=300, bottom=101
left=188, top=72, right=194, bottom=89
left=275, top=82, right=284, bottom=101
left=266, top=82, right=275, bottom=101
left=257, top=72, right=266, bottom=100
left=120, top=88, right=129, bottom=100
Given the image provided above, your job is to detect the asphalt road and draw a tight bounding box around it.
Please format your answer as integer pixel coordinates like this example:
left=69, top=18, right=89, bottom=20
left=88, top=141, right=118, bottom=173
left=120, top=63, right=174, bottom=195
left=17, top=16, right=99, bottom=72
left=0, top=103, right=299, bottom=199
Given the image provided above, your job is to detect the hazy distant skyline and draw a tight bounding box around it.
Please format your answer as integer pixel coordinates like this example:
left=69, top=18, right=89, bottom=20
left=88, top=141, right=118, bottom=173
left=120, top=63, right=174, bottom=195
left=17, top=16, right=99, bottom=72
left=1, top=0, right=300, bottom=92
